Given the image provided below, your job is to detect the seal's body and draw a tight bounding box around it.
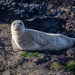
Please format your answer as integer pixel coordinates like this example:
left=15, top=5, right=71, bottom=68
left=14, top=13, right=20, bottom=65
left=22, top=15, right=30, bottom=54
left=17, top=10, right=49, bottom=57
left=11, top=20, right=75, bottom=51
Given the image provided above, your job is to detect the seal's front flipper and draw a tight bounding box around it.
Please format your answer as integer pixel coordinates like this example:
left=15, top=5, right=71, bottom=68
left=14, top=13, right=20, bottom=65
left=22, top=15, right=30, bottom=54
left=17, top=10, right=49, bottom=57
left=11, top=38, right=19, bottom=51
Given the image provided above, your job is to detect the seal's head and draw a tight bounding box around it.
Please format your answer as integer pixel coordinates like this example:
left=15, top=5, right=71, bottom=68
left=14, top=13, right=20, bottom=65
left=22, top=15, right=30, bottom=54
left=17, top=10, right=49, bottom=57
left=11, top=20, right=25, bottom=32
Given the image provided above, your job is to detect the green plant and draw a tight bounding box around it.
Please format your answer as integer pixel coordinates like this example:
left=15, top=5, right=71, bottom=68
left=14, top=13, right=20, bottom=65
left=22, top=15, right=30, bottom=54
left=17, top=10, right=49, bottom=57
left=20, top=52, right=40, bottom=58
left=67, top=61, right=75, bottom=66
left=50, top=61, right=75, bottom=74
left=20, top=52, right=28, bottom=57
left=5, top=69, right=7, bottom=71
left=65, top=61, right=75, bottom=74
left=28, top=53, right=33, bottom=58
left=50, top=62, right=63, bottom=70
left=28, top=67, right=40, bottom=70
left=1, top=49, right=4, bottom=52
left=33, top=52, right=40, bottom=57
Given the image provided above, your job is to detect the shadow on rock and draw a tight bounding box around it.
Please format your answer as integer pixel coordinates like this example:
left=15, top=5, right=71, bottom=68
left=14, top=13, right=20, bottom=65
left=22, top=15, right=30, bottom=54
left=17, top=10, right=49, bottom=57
left=24, top=17, right=67, bottom=33
left=0, top=39, right=5, bottom=50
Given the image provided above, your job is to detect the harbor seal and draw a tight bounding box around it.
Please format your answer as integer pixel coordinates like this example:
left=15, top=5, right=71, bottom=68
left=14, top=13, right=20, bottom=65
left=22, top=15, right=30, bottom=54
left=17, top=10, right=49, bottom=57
left=11, top=20, right=75, bottom=51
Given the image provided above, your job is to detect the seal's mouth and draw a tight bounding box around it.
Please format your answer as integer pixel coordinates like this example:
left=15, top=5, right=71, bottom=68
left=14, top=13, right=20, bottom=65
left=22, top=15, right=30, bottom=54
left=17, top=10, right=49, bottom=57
left=14, top=28, right=21, bottom=31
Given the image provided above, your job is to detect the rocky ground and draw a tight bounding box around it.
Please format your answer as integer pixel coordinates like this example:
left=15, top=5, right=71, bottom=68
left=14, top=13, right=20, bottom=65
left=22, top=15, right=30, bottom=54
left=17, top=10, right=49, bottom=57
left=0, top=0, right=75, bottom=75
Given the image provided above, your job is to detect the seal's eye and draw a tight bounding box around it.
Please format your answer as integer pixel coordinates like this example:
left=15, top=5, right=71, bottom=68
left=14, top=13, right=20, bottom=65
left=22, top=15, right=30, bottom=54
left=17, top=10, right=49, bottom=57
left=19, top=23, right=22, bottom=25
left=13, top=23, right=15, bottom=25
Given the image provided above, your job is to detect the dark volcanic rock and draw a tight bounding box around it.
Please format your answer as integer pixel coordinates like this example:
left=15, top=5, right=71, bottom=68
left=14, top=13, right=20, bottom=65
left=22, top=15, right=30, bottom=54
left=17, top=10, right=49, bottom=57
left=0, top=0, right=75, bottom=75
left=24, top=17, right=67, bottom=34
left=8, top=54, right=24, bottom=68
left=67, top=47, right=75, bottom=60
left=0, top=55, right=7, bottom=72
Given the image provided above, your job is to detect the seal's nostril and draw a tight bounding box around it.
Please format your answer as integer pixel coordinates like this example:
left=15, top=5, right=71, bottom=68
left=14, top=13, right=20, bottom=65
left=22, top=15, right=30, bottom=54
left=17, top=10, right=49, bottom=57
left=17, top=26, right=20, bottom=27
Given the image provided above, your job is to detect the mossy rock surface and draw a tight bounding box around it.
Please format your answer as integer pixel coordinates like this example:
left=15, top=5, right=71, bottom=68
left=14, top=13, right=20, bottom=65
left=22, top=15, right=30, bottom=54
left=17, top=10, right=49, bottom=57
left=50, top=61, right=75, bottom=74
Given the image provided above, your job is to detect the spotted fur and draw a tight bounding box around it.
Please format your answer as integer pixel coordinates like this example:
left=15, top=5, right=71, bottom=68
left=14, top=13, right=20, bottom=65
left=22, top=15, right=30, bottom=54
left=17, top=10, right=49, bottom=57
left=11, top=20, right=75, bottom=51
